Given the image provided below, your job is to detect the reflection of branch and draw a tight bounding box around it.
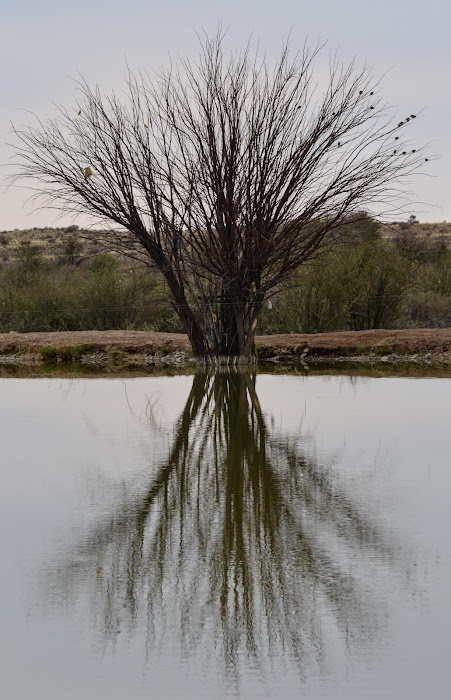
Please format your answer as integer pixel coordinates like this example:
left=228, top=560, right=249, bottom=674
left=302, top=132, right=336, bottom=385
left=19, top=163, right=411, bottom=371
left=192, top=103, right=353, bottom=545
left=49, top=371, right=412, bottom=681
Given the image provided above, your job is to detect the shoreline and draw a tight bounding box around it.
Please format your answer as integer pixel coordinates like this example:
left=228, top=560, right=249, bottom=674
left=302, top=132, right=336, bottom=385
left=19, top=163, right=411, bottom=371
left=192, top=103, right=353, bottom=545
left=1, top=328, right=450, bottom=375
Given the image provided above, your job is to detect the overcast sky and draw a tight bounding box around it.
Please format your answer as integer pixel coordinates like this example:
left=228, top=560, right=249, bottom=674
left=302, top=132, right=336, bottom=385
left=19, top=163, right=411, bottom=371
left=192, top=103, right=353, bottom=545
left=1, top=0, right=449, bottom=229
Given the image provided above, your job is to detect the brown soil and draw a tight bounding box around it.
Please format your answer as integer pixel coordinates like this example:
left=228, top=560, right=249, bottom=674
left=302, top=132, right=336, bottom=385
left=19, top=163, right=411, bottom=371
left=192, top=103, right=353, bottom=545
left=0, top=329, right=190, bottom=355
left=1, top=328, right=451, bottom=359
left=256, top=328, right=451, bottom=356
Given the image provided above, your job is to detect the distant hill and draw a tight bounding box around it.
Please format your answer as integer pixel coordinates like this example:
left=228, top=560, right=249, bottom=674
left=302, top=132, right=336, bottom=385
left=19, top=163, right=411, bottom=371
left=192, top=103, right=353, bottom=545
left=1, top=221, right=450, bottom=266
left=0, top=226, right=112, bottom=265
left=381, top=221, right=451, bottom=247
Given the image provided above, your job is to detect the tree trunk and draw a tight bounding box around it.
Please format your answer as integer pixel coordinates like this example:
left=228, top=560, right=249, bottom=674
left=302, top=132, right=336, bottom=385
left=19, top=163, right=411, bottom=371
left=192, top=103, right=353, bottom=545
left=204, top=290, right=259, bottom=365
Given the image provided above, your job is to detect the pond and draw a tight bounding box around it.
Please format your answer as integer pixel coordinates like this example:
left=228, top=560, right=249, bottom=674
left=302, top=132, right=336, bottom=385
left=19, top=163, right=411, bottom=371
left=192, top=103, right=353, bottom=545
left=1, top=372, right=450, bottom=699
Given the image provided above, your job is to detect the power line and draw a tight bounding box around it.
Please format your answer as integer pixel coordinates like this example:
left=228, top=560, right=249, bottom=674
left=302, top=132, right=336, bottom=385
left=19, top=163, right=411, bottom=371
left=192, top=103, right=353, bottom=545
left=0, top=291, right=428, bottom=317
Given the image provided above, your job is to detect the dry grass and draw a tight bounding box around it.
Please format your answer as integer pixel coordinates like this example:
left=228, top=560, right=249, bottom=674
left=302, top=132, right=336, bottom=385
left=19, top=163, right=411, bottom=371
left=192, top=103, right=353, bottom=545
left=1, top=222, right=450, bottom=265
left=0, top=227, right=111, bottom=264
left=381, top=221, right=451, bottom=245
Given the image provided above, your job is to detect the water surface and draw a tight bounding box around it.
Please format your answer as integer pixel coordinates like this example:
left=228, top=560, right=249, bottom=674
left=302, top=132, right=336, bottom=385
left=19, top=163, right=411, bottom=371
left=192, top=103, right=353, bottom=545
left=1, top=372, right=450, bottom=699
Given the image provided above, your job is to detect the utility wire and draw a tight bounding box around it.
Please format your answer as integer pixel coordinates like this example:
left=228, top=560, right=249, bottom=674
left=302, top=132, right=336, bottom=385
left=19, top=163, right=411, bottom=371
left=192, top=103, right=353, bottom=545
left=0, top=291, right=425, bottom=316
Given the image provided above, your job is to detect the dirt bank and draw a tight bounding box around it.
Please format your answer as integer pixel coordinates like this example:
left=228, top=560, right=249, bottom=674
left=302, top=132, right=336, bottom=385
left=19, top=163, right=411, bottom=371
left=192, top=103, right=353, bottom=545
left=256, top=328, right=451, bottom=358
left=0, top=330, right=189, bottom=355
left=1, top=328, right=451, bottom=368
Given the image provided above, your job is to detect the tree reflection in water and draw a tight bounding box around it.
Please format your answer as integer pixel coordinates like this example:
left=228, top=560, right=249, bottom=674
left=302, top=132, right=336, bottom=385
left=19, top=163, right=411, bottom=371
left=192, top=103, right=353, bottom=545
left=49, top=371, right=413, bottom=681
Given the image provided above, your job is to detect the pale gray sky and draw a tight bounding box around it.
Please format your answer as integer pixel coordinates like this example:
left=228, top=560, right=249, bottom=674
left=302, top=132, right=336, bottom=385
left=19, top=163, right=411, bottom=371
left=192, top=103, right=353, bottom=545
left=1, top=0, right=449, bottom=228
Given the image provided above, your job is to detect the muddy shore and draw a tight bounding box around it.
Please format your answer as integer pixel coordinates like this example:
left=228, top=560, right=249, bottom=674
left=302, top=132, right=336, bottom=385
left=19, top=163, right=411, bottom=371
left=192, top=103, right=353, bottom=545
left=1, top=328, right=450, bottom=372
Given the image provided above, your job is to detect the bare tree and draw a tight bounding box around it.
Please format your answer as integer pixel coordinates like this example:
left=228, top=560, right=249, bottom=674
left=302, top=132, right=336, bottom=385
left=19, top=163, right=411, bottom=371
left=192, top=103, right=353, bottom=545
left=12, top=32, right=427, bottom=362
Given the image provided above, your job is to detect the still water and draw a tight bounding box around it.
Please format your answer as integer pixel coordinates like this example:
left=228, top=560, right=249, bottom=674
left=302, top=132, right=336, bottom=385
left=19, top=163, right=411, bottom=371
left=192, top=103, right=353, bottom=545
left=0, top=372, right=450, bottom=699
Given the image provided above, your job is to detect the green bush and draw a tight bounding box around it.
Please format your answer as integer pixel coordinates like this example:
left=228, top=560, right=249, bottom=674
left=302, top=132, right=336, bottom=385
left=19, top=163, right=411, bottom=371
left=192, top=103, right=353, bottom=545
left=1, top=222, right=450, bottom=336
left=259, top=232, right=413, bottom=334
left=40, top=345, right=84, bottom=362
left=398, top=291, right=451, bottom=328
left=0, top=252, right=181, bottom=334
left=341, top=240, right=412, bottom=330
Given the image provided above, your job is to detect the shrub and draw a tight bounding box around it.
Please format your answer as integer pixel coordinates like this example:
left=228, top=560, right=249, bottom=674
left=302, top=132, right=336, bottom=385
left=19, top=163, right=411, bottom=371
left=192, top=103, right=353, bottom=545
left=342, top=240, right=411, bottom=330
left=40, top=344, right=84, bottom=362
left=0, top=219, right=450, bottom=336
left=40, top=346, right=58, bottom=361
left=259, top=235, right=412, bottom=334
left=398, top=291, right=451, bottom=328
left=57, top=235, right=84, bottom=266
left=0, top=252, right=178, bottom=334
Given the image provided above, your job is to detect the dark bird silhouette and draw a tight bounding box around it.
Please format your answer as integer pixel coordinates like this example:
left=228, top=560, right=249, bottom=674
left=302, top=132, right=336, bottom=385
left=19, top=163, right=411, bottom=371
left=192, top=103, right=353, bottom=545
left=398, top=122, right=404, bottom=127
left=370, top=106, right=374, bottom=109
left=393, top=150, right=397, bottom=154
left=411, top=114, right=416, bottom=118
left=370, top=92, right=374, bottom=95
left=395, top=137, right=399, bottom=140
left=406, top=117, right=410, bottom=122
left=425, top=158, right=429, bottom=162
left=402, top=152, right=407, bottom=155
left=412, top=150, right=416, bottom=153
left=359, top=90, right=363, bottom=95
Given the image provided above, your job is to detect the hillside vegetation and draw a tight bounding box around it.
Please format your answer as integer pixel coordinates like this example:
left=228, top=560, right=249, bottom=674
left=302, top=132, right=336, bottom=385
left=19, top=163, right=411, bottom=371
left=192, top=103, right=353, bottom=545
left=0, top=218, right=450, bottom=334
